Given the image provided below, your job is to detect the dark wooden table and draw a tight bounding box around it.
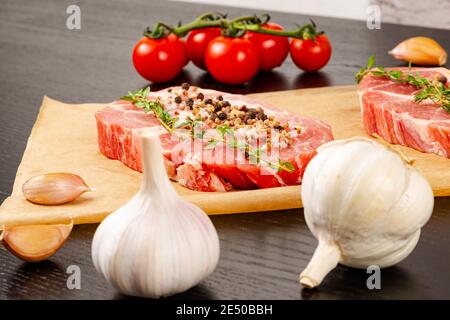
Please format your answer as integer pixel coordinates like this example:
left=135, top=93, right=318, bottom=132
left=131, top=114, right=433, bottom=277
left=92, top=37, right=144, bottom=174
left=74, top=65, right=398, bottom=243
left=1, top=0, right=449, bottom=300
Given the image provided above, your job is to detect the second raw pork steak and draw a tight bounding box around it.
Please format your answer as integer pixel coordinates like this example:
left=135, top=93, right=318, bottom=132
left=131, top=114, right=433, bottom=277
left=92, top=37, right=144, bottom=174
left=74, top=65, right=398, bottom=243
left=358, top=67, right=450, bottom=158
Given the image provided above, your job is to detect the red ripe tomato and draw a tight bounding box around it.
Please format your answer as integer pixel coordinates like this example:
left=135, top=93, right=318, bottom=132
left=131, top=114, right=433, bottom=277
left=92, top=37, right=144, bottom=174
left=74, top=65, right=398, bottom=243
left=205, top=37, right=260, bottom=84
left=244, top=22, right=289, bottom=71
left=289, top=34, right=332, bottom=72
left=186, top=28, right=221, bottom=70
left=132, top=34, right=187, bottom=83
left=180, top=38, right=190, bottom=67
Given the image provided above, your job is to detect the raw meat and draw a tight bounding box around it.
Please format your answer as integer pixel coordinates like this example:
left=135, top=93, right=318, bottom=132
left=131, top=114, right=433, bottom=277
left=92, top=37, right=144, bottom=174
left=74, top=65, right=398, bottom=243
left=96, top=86, right=334, bottom=192
left=358, top=67, right=450, bottom=157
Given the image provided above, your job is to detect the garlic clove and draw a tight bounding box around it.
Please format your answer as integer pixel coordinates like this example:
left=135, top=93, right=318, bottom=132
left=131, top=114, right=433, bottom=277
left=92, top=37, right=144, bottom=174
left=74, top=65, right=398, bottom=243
left=22, top=173, right=92, bottom=205
left=1, top=221, right=73, bottom=262
left=389, top=36, right=447, bottom=66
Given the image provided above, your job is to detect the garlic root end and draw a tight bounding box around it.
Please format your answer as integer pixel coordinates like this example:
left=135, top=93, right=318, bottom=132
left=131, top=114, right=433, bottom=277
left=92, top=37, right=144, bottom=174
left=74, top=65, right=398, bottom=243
left=300, top=241, right=341, bottom=288
left=299, top=275, right=318, bottom=289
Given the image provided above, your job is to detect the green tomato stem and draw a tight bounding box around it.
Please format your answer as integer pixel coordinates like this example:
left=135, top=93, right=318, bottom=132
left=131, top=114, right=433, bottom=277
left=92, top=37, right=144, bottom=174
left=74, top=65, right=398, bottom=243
left=143, top=13, right=321, bottom=39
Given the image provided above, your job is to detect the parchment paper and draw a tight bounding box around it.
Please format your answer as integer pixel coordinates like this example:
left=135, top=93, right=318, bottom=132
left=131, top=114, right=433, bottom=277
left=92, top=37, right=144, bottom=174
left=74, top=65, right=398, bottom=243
left=1, top=86, right=449, bottom=227
left=0, top=97, right=300, bottom=227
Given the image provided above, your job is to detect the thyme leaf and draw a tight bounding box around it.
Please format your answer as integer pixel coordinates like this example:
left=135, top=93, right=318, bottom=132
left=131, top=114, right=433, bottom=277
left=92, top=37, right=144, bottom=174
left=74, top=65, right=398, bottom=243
left=355, top=55, right=450, bottom=113
left=121, top=87, right=177, bottom=132
left=121, top=87, right=296, bottom=173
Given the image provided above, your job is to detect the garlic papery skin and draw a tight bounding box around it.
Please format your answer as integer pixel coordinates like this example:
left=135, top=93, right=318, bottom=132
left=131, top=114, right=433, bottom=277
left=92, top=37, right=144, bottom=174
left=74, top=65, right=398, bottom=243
left=91, top=130, right=220, bottom=298
left=299, top=137, right=434, bottom=288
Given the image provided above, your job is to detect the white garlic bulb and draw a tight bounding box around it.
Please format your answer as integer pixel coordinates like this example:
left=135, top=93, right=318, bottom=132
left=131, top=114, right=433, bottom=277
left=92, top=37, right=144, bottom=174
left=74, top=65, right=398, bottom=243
left=92, top=130, right=220, bottom=298
left=299, top=137, right=434, bottom=288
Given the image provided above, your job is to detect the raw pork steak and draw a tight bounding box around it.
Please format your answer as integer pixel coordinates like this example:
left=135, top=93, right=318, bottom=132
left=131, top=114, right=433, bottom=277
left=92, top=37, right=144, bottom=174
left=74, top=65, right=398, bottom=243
left=96, top=86, right=333, bottom=192
left=358, top=67, right=450, bottom=157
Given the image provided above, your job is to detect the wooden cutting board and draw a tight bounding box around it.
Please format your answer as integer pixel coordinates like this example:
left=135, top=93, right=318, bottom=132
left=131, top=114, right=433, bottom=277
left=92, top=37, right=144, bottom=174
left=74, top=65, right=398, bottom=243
left=0, top=85, right=449, bottom=227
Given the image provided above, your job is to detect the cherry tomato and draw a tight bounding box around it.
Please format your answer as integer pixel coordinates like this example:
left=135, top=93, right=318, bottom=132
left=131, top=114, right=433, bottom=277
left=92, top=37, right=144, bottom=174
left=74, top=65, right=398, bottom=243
left=180, top=38, right=190, bottom=67
left=186, top=28, right=221, bottom=70
left=205, top=37, right=260, bottom=84
left=289, top=34, right=332, bottom=72
left=132, top=34, right=187, bottom=83
left=244, top=23, right=289, bottom=71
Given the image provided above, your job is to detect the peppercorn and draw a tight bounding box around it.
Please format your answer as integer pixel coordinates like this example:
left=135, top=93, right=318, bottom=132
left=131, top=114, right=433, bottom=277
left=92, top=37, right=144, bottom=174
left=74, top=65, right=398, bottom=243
left=434, top=74, right=448, bottom=84
left=197, top=92, right=204, bottom=100
left=181, top=82, right=190, bottom=90
left=217, top=95, right=223, bottom=101
left=247, top=109, right=257, bottom=119
left=222, top=100, right=230, bottom=107
left=239, top=105, right=247, bottom=112
left=174, top=96, right=182, bottom=104
left=186, top=98, right=194, bottom=109
left=167, top=88, right=172, bottom=93
left=218, top=112, right=227, bottom=120
left=273, top=124, right=283, bottom=130
left=214, top=104, right=222, bottom=112
left=256, top=110, right=267, bottom=120
left=205, top=98, right=213, bottom=105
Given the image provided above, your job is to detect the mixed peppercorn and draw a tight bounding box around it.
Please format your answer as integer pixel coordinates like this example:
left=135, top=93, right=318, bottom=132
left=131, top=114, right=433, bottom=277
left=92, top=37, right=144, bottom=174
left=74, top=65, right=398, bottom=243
left=168, top=83, right=301, bottom=146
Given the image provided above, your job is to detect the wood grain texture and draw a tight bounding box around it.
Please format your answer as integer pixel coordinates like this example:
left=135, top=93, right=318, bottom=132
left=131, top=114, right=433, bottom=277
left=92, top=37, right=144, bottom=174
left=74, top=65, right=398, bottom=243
left=1, top=0, right=449, bottom=299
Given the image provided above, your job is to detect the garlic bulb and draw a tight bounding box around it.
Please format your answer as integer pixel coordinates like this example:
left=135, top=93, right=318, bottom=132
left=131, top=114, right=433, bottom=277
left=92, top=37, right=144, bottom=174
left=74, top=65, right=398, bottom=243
left=299, top=137, right=434, bottom=288
left=92, top=130, right=220, bottom=298
left=389, top=36, right=447, bottom=66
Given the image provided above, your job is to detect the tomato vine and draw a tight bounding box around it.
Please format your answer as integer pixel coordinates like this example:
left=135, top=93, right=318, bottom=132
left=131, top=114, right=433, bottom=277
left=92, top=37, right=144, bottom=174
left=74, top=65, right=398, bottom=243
left=143, top=12, right=322, bottom=40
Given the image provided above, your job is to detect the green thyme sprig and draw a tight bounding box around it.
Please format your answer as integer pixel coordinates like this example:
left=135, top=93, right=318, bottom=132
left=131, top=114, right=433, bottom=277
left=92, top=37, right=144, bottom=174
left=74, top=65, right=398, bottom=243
left=176, top=116, right=206, bottom=139
left=121, top=88, right=296, bottom=174
left=121, top=87, right=178, bottom=132
left=204, top=123, right=295, bottom=173
left=176, top=120, right=295, bottom=173
left=356, top=55, right=450, bottom=112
